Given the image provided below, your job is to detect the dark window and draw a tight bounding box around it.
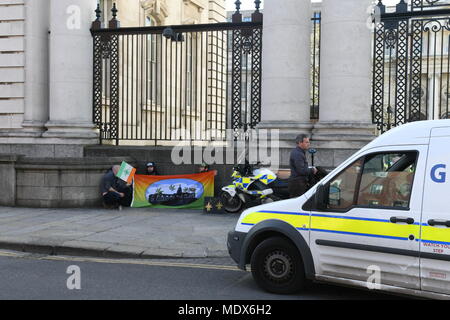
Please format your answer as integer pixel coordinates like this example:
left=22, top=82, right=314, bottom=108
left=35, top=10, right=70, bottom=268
left=325, top=151, right=417, bottom=211
left=357, top=152, right=417, bottom=209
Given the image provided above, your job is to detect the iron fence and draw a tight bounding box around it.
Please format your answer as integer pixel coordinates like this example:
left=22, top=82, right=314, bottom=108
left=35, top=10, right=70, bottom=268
left=91, top=3, right=321, bottom=145
left=91, top=4, right=263, bottom=145
left=372, top=0, right=450, bottom=133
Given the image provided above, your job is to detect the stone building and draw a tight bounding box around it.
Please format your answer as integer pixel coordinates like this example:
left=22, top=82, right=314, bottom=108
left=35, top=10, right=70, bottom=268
left=0, top=0, right=227, bottom=207
left=2, top=0, right=446, bottom=207
left=0, top=0, right=226, bottom=156
left=258, top=0, right=376, bottom=169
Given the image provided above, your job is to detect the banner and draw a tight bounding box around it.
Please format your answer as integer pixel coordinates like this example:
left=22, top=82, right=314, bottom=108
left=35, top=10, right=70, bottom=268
left=131, top=171, right=215, bottom=209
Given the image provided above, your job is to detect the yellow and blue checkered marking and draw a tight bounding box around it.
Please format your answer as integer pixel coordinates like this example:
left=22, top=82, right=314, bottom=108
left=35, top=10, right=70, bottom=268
left=254, top=174, right=276, bottom=185
left=233, top=177, right=254, bottom=191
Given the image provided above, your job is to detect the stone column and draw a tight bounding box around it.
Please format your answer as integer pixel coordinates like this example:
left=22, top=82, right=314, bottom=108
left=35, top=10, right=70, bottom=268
left=43, top=0, right=98, bottom=142
left=257, top=0, right=312, bottom=166
left=312, top=0, right=375, bottom=167
left=22, top=0, right=50, bottom=136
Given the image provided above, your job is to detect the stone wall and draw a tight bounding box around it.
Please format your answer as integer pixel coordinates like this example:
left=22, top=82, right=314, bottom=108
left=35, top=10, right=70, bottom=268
left=0, top=155, right=135, bottom=208
left=0, top=147, right=239, bottom=208
left=0, top=144, right=85, bottom=158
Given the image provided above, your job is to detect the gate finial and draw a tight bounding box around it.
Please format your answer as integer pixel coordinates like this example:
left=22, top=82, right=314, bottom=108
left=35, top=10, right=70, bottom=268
left=232, top=0, right=242, bottom=23
left=109, top=3, right=120, bottom=29
left=235, top=0, right=241, bottom=14
left=252, top=0, right=263, bottom=23
left=396, top=0, right=408, bottom=13
left=112, top=3, right=118, bottom=19
left=254, top=0, right=261, bottom=13
left=95, top=2, right=102, bottom=20
left=91, top=2, right=102, bottom=30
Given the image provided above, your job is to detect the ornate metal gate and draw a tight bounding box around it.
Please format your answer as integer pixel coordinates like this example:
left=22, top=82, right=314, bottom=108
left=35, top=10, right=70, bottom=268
left=91, top=3, right=263, bottom=145
left=372, top=0, right=450, bottom=133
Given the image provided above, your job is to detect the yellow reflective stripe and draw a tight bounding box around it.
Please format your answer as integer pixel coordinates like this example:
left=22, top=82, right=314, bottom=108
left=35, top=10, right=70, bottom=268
left=241, top=211, right=420, bottom=241
left=311, top=216, right=418, bottom=240
left=242, top=212, right=310, bottom=229
left=241, top=211, right=450, bottom=244
left=421, top=225, right=450, bottom=244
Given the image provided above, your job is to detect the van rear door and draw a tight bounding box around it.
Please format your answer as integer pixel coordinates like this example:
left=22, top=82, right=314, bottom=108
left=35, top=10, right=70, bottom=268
left=421, top=127, right=450, bottom=295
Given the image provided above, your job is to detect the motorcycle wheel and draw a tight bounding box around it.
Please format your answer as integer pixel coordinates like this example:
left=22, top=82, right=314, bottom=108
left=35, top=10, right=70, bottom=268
left=220, top=191, right=243, bottom=213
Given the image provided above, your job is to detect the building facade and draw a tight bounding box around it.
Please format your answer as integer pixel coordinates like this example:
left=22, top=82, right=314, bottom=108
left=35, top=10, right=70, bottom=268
left=0, top=0, right=226, bottom=156
left=3, top=0, right=448, bottom=207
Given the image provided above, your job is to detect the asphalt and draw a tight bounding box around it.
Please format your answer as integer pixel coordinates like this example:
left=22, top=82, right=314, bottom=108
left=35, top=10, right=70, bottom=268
left=0, top=206, right=240, bottom=259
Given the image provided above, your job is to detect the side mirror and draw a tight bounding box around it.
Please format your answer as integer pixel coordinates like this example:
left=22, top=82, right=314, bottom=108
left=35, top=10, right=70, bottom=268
left=314, top=184, right=328, bottom=211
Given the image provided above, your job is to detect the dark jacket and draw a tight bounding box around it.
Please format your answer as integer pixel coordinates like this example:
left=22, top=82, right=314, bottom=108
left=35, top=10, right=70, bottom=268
left=289, top=147, right=313, bottom=180
left=100, top=169, right=129, bottom=194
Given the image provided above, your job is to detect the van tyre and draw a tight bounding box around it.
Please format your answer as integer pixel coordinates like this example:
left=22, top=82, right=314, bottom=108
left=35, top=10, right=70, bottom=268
left=250, top=237, right=305, bottom=294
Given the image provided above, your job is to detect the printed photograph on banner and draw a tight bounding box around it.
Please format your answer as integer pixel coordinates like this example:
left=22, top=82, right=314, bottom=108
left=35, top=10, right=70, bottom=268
left=132, top=171, right=215, bottom=210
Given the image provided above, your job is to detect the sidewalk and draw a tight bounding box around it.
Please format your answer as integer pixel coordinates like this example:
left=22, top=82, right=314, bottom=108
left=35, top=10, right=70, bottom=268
left=0, top=206, right=239, bottom=259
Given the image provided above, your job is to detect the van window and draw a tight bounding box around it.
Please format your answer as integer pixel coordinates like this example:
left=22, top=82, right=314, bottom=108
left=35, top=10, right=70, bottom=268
left=327, top=158, right=363, bottom=210
left=325, top=152, right=417, bottom=211
left=357, top=152, right=417, bottom=209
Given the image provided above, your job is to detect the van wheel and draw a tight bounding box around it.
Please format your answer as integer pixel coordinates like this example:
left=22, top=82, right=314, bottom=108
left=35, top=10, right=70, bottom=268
left=250, top=237, right=305, bottom=294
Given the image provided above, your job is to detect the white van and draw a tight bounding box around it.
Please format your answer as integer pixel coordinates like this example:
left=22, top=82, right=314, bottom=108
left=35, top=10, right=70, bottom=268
left=227, top=120, right=450, bottom=299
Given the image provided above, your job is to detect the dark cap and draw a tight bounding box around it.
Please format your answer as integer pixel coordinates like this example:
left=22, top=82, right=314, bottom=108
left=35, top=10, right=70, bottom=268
left=146, top=162, right=155, bottom=167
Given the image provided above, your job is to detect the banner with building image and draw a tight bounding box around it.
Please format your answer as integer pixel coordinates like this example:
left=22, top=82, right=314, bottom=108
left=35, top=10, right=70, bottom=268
left=131, top=171, right=215, bottom=209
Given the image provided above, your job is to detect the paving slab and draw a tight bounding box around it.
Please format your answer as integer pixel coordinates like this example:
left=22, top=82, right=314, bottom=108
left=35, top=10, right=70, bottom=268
left=0, top=206, right=239, bottom=259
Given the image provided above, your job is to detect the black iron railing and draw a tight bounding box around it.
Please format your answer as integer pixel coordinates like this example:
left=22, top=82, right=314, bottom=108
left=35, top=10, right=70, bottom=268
left=91, top=3, right=263, bottom=145
left=91, top=2, right=321, bottom=145
left=372, top=0, right=450, bottom=133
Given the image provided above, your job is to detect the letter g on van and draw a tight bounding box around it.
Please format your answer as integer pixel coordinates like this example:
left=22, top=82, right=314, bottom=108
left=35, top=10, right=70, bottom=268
left=431, top=164, right=446, bottom=183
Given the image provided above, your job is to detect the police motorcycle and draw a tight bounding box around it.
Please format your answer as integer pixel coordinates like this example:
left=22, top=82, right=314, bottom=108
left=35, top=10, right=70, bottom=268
left=220, top=149, right=329, bottom=213
left=220, top=161, right=289, bottom=213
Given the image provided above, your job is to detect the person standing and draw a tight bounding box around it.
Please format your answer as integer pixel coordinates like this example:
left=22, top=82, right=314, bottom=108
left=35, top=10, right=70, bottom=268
left=288, top=134, right=318, bottom=198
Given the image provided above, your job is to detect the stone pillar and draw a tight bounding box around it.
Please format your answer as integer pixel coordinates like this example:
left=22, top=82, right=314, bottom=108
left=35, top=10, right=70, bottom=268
left=312, top=0, right=375, bottom=167
left=22, top=0, right=50, bottom=136
left=257, top=0, right=312, bottom=166
left=43, top=0, right=98, bottom=142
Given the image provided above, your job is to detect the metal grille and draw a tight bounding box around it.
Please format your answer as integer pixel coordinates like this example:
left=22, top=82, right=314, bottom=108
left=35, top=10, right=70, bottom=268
left=91, top=5, right=263, bottom=145
left=372, top=0, right=450, bottom=133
